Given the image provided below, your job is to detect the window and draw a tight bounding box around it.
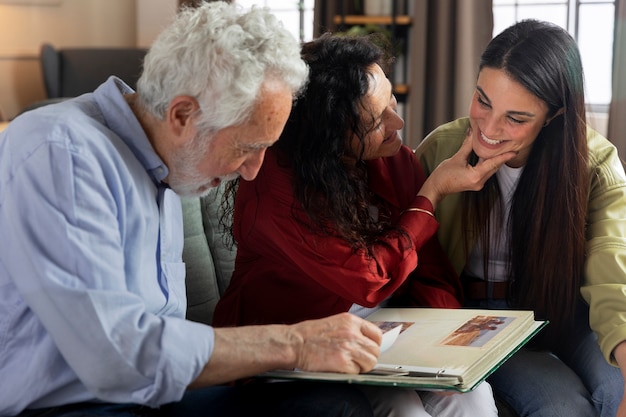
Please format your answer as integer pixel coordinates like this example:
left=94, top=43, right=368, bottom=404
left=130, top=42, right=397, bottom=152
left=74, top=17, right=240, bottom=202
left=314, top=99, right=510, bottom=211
left=493, top=0, right=615, bottom=133
left=235, top=0, right=315, bottom=42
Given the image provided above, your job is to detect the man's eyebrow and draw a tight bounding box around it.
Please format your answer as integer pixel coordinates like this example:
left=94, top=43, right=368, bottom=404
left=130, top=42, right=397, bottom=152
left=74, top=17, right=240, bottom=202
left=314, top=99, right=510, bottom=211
left=239, top=141, right=274, bottom=150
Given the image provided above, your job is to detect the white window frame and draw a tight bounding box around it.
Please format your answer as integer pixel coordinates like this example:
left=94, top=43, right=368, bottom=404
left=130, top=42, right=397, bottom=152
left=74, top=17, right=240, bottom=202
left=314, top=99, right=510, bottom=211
left=235, top=0, right=314, bottom=42
left=493, top=0, right=615, bottom=135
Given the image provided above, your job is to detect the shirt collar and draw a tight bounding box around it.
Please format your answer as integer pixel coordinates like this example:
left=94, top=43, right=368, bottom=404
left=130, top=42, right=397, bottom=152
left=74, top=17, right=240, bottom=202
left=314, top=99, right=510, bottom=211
left=93, top=76, right=169, bottom=185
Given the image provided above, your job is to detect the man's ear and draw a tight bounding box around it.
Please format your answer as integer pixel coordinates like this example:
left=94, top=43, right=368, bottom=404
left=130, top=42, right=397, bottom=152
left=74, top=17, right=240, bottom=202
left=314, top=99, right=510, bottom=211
left=168, top=96, right=200, bottom=136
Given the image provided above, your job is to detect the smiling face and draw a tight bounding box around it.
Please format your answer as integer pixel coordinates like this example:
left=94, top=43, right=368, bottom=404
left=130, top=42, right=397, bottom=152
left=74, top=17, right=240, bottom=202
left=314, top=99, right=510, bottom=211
left=350, top=64, right=404, bottom=160
left=469, top=67, right=551, bottom=168
left=166, top=79, right=293, bottom=197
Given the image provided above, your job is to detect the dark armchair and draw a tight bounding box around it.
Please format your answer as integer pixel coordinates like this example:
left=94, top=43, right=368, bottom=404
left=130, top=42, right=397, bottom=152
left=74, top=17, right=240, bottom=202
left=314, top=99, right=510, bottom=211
left=40, top=43, right=148, bottom=99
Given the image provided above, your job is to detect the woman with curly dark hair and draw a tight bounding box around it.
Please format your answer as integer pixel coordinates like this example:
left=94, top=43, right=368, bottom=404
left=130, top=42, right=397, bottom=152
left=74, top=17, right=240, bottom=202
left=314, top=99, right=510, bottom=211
left=213, top=33, right=514, bottom=416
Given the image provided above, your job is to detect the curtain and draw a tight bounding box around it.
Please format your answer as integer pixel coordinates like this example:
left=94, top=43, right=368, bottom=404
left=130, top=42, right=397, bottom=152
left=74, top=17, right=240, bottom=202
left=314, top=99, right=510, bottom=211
left=608, top=0, right=626, bottom=159
left=314, top=0, right=493, bottom=149
left=407, top=0, right=492, bottom=148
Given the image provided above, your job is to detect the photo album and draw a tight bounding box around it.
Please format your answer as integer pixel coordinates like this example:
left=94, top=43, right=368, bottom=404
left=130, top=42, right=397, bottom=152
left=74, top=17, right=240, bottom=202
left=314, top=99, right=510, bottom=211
left=260, top=307, right=548, bottom=392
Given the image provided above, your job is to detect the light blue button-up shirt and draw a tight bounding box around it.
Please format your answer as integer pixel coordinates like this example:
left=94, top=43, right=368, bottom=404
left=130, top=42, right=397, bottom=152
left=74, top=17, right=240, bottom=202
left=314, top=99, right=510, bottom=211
left=0, top=77, right=214, bottom=415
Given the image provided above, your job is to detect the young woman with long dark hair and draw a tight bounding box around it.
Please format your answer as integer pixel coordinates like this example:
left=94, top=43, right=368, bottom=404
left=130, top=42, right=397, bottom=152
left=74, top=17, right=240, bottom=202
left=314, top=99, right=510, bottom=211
left=416, top=19, right=625, bottom=417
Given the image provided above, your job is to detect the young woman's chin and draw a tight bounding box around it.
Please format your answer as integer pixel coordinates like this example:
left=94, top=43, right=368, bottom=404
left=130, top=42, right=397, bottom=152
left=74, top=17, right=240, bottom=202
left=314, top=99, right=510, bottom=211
left=472, top=137, right=503, bottom=160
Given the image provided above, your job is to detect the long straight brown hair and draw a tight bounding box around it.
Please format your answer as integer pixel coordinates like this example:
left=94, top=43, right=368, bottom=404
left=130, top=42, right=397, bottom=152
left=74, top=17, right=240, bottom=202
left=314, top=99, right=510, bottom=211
left=462, top=20, right=589, bottom=347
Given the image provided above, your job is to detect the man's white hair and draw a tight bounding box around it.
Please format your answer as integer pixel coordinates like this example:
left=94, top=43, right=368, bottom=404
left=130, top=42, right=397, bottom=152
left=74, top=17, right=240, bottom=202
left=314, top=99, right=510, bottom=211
left=137, top=1, right=308, bottom=133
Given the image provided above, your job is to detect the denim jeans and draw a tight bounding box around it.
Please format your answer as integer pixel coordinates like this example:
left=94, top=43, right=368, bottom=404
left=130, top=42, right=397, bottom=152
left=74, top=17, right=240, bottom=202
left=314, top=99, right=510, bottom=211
left=18, top=382, right=374, bottom=417
left=467, top=298, right=623, bottom=417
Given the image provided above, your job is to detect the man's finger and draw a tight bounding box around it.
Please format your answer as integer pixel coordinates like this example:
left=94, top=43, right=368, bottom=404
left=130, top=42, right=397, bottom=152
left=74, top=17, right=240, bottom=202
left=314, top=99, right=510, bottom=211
left=360, top=320, right=383, bottom=345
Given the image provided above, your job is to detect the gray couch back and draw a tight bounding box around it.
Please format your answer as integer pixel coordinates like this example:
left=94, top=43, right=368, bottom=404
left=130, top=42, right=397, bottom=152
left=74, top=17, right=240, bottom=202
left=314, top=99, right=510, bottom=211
left=40, top=43, right=148, bottom=99
left=181, top=184, right=235, bottom=325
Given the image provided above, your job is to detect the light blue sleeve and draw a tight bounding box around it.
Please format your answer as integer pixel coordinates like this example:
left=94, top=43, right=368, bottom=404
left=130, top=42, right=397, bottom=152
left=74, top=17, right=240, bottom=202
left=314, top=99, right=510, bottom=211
left=0, top=122, right=214, bottom=408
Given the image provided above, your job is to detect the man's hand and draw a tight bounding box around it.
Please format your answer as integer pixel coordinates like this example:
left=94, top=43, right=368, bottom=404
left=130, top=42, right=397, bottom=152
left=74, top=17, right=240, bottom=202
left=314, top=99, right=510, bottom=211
left=290, top=312, right=382, bottom=374
left=418, top=129, right=517, bottom=208
left=190, top=312, right=382, bottom=388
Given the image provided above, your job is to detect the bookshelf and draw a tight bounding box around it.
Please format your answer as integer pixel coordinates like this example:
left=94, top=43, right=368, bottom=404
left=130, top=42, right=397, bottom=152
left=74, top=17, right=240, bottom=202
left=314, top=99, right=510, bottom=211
left=333, top=0, right=412, bottom=102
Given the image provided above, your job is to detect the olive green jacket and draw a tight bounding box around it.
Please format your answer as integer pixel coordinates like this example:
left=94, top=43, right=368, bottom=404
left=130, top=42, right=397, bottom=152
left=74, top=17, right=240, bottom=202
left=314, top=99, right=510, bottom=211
left=415, top=117, right=626, bottom=365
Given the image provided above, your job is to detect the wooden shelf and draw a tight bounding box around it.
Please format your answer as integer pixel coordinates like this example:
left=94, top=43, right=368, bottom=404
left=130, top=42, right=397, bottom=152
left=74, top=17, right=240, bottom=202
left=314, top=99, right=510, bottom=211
left=333, top=15, right=412, bottom=26
left=393, top=84, right=409, bottom=96
left=333, top=9, right=411, bottom=103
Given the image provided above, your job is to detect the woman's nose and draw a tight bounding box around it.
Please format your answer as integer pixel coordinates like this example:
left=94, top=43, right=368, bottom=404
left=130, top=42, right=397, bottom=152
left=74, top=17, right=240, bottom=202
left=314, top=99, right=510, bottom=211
left=389, top=109, right=404, bottom=131
left=481, top=115, right=502, bottom=138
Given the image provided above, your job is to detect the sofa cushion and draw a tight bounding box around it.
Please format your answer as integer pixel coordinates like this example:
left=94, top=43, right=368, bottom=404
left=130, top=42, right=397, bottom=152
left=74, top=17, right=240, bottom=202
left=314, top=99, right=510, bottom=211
left=182, top=183, right=235, bottom=325
left=199, top=190, right=235, bottom=297
left=40, top=43, right=148, bottom=99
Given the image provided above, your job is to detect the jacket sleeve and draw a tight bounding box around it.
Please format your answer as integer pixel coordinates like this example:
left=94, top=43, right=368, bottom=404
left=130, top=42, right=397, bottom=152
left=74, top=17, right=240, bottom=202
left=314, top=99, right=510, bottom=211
left=414, top=118, right=471, bottom=276
left=232, top=149, right=443, bottom=308
left=403, top=236, right=463, bottom=308
left=240, top=188, right=441, bottom=308
left=580, top=131, right=626, bottom=365
left=390, top=152, right=463, bottom=309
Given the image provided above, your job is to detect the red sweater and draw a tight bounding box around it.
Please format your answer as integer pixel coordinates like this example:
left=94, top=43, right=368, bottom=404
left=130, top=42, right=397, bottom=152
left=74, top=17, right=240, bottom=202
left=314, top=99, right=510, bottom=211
left=213, top=145, right=462, bottom=327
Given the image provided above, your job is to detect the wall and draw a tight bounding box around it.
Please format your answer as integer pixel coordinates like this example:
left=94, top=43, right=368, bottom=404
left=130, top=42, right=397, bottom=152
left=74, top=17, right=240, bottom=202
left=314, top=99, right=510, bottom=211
left=0, top=0, right=178, bottom=120
left=136, top=0, right=178, bottom=48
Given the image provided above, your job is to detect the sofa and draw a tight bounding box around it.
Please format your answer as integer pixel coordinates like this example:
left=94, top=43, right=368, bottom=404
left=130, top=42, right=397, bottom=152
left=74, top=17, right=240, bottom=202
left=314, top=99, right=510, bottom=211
left=181, top=187, right=234, bottom=326
left=40, top=43, right=148, bottom=99
left=180, top=187, right=517, bottom=416
left=19, top=44, right=149, bottom=117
